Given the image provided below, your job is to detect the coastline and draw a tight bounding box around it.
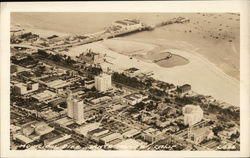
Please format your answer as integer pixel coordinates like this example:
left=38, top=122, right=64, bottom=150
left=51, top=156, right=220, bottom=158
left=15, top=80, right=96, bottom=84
left=65, top=39, right=239, bottom=106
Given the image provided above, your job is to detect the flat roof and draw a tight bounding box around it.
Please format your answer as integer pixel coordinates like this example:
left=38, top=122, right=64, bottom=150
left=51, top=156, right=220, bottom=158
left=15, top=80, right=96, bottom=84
left=100, top=133, right=122, bottom=143
left=107, top=138, right=123, bottom=146
left=143, top=128, right=162, bottom=136
left=14, top=134, right=33, bottom=144
left=32, top=90, right=56, bottom=101
left=88, top=128, right=105, bottom=136
left=55, top=117, right=74, bottom=126
left=122, top=129, right=141, bottom=138
left=74, top=123, right=100, bottom=136
left=46, top=79, right=70, bottom=89
left=113, top=139, right=143, bottom=150
left=124, top=93, right=143, bottom=101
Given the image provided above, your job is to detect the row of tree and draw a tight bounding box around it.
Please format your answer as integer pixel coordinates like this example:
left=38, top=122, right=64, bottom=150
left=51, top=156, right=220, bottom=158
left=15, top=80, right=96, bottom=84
left=112, top=72, right=146, bottom=89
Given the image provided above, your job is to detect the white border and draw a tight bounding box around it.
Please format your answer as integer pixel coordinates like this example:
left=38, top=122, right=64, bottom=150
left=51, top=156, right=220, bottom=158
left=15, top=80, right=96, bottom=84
left=1, top=1, right=250, bottom=158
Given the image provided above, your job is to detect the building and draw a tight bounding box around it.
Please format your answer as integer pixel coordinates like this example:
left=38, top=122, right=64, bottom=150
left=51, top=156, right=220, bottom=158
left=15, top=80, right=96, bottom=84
left=113, top=139, right=144, bottom=150
left=67, top=92, right=85, bottom=124
left=13, top=134, right=33, bottom=145
left=123, top=93, right=148, bottom=105
left=13, top=121, right=54, bottom=145
left=43, top=133, right=71, bottom=149
left=74, top=123, right=101, bottom=137
left=94, top=73, right=112, bottom=92
left=111, top=19, right=143, bottom=32
left=141, top=128, right=164, bottom=143
left=122, top=129, right=141, bottom=138
left=67, top=92, right=74, bottom=118
left=177, top=84, right=191, bottom=93
left=99, top=133, right=123, bottom=145
left=90, top=96, right=111, bottom=104
left=14, top=82, right=39, bottom=95
left=182, top=104, right=203, bottom=126
left=32, top=90, right=56, bottom=103
left=218, top=127, right=239, bottom=139
left=73, top=99, right=85, bottom=124
left=88, top=128, right=109, bottom=138
left=156, top=119, right=171, bottom=128
left=77, top=49, right=105, bottom=64
left=84, top=79, right=95, bottom=89
left=188, top=127, right=214, bottom=144
left=45, top=79, right=70, bottom=89
left=123, top=67, right=141, bottom=78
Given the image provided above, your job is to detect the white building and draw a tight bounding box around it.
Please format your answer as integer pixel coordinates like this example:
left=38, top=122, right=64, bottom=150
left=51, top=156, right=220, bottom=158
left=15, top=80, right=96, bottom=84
left=124, top=93, right=148, bottom=105
left=14, top=82, right=39, bottom=95
left=67, top=92, right=85, bottom=125
left=123, top=67, right=141, bottom=78
left=67, top=92, right=74, bottom=118
left=74, top=123, right=101, bottom=137
left=94, top=73, right=112, bottom=92
left=113, top=139, right=144, bottom=150
left=32, top=90, right=56, bottom=103
left=188, top=127, right=214, bottom=144
left=73, top=100, right=85, bottom=124
left=182, top=104, right=203, bottom=126
left=141, top=128, right=164, bottom=143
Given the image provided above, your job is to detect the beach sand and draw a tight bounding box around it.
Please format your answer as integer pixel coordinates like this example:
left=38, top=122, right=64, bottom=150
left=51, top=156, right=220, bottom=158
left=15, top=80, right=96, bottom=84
left=103, top=39, right=190, bottom=68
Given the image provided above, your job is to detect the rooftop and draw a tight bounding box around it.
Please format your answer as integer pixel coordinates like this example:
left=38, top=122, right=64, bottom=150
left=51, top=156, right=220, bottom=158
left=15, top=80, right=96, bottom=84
left=183, top=104, right=203, bottom=114
left=32, top=90, right=57, bottom=102
left=124, top=67, right=140, bottom=73
left=113, top=139, right=143, bottom=150
left=74, top=123, right=100, bottom=136
left=143, top=128, right=162, bottom=136
left=122, top=129, right=141, bottom=138
left=100, top=133, right=122, bottom=143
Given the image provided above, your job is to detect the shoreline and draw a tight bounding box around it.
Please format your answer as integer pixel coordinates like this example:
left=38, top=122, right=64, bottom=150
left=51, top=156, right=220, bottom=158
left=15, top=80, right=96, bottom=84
left=64, top=39, right=239, bottom=106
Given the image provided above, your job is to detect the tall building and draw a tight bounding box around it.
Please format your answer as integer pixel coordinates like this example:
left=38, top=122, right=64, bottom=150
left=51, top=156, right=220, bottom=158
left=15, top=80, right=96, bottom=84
left=73, top=100, right=85, bottom=124
left=94, top=73, right=112, bottom=92
left=66, top=92, right=74, bottom=118
left=182, top=104, right=203, bottom=126
left=67, top=92, right=85, bottom=125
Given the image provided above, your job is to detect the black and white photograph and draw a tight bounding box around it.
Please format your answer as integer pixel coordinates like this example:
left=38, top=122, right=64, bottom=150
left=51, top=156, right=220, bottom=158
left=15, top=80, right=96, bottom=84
left=1, top=1, right=249, bottom=158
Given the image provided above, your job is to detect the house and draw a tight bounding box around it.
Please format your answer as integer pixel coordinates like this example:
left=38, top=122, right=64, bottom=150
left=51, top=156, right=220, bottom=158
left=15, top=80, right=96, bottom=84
left=124, top=93, right=148, bottom=105
left=123, top=67, right=141, bottom=77
left=177, top=84, right=191, bottom=93
left=188, top=127, right=214, bottom=144
left=141, top=128, right=164, bottom=143
left=218, top=127, right=239, bottom=139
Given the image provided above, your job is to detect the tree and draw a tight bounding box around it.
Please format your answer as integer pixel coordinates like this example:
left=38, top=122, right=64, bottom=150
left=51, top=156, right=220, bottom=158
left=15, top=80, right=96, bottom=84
left=37, top=49, right=48, bottom=57
left=52, top=54, right=62, bottom=62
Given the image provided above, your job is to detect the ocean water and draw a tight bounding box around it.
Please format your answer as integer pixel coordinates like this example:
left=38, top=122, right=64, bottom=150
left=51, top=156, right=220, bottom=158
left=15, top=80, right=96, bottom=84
left=11, top=12, right=186, bottom=35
